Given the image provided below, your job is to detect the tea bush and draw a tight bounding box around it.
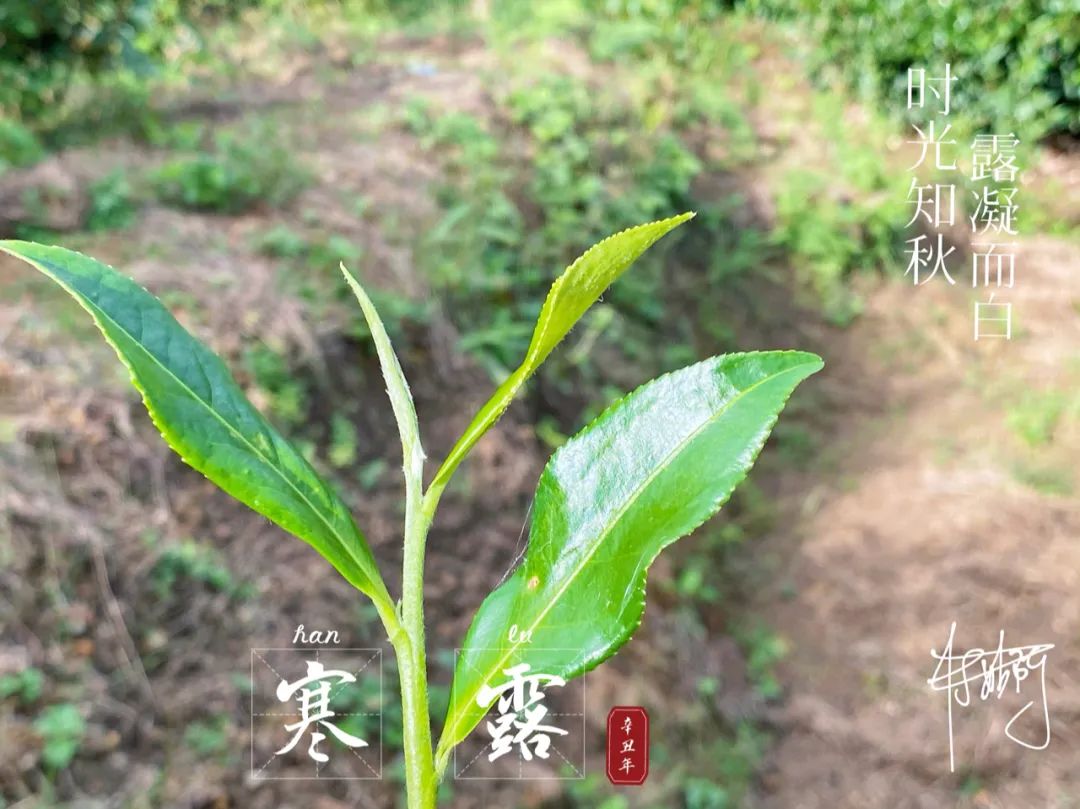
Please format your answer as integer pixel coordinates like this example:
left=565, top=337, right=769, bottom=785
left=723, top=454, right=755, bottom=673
left=744, top=0, right=1080, bottom=141
left=0, top=0, right=262, bottom=120
left=0, top=119, right=45, bottom=172
left=0, top=0, right=137, bottom=118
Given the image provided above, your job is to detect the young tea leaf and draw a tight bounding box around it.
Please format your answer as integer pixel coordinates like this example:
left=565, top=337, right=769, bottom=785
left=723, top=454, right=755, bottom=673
left=0, top=241, right=390, bottom=604
left=340, top=263, right=424, bottom=489
left=435, top=351, right=823, bottom=769
left=430, top=212, right=695, bottom=492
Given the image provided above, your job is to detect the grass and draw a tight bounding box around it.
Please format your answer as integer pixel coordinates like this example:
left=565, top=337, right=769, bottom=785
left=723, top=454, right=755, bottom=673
left=682, top=723, right=770, bottom=809
left=34, top=703, right=86, bottom=773
left=147, top=537, right=253, bottom=601
left=404, top=67, right=707, bottom=383
left=184, top=715, right=232, bottom=759
left=0, top=668, right=43, bottom=705
left=1006, top=389, right=1070, bottom=448
left=1012, top=461, right=1074, bottom=497
left=86, top=171, right=137, bottom=232
left=243, top=343, right=310, bottom=428
left=153, top=127, right=310, bottom=214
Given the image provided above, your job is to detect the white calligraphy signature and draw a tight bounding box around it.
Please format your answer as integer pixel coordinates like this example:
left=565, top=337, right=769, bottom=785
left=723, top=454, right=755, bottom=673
left=927, top=622, right=1053, bottom=772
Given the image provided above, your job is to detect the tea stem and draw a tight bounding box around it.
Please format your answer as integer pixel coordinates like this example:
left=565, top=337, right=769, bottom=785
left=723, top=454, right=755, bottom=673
left=373, top=468, right=436, bottom=808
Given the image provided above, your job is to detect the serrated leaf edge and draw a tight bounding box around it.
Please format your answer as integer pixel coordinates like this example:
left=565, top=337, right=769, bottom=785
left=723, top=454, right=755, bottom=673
left=436, top=350, right=822, bottom=761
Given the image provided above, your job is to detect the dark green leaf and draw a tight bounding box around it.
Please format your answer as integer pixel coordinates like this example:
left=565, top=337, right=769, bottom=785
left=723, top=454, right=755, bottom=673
left=0, top=241, right=390, bottom=604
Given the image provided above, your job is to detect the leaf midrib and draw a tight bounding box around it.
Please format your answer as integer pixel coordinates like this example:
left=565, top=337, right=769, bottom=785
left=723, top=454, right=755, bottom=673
left=26, top=252, right=373, bottom=586
left=440, top=358, right=813, bottom=747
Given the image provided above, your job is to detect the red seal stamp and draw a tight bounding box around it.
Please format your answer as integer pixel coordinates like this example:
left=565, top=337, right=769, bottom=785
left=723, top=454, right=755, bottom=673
left=606, top=706, right=649, bottom=785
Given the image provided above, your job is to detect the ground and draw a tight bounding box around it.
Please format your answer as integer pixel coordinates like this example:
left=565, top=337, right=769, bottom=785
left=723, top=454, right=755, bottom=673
left=1, top=10, right=1078, bottom=809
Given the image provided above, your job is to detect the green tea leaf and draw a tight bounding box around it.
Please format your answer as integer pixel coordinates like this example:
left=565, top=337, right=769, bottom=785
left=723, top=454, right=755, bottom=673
left=0, top=241, right=390, bottom=603
left=435, top=351, right=822, bottom=769
left=430, top=212, right=694, bottom=491
left=341, top=263, right=424, bottom=490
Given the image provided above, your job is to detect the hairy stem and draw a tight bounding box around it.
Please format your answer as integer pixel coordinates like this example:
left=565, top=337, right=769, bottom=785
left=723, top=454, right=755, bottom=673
left=375, top=584, right=436, bottom=808
left=341, top=260, right=435, bottom=803
left=404, top=481, right=437, bottom=807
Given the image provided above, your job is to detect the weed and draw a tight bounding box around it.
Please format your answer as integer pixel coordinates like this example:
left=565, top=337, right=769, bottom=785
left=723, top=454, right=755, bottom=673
left=153, top=128, right=310, bottom=213
left=148, top=538, right=251, bottom=600
left=358, top=458, right=388, bottom=490
left=329, top=412, right=360, bottom=469
left=411, top=74, right=706, bottom=382
left=735, top=623, right=789, bottom=700
left=0, top=667, right=43, bottom=705
left=33, top=703, right=86, bottom=772
left=682, top=722, right=769, bottom=808
left=1006, top=389, right=1068, bottom=448
left=184, top=715, right=232, bottom=759
left=772, top=169, right=902, bottom=326
left=1012, top=461, right=1073, bottom=498
left=86, top=171, right=136, bottom=232
left=243, top=343, right=309, bottom=427
left=256, top=224, right=309, bottom=259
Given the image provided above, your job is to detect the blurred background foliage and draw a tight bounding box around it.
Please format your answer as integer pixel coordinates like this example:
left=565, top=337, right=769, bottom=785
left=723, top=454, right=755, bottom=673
left=1, top=1, right=1078, bottom=808
left=5, top=0, right=1078, bottom=138
left=0, top=0, right=238, bottom=119
left=744, top=0, right=1080, bottom=142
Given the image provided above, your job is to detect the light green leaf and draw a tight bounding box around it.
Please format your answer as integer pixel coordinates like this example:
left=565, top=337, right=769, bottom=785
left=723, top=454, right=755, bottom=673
left=340, top=263, right=424, bottom=490
left=435, top=351, right=823, bottom=771
left=430, top=212, right=694, bottom=492
left=1, top=241, right=390, bottom=604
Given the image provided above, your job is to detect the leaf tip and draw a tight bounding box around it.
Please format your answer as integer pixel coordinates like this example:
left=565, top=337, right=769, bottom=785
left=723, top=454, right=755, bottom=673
left=800, top=351, right=825, bottom=373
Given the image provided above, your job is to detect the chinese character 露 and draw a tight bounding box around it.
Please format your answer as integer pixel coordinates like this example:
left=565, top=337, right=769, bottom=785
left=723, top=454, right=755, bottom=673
left=477, top=663, right=568, bottom=762
left=971, top=134, right=1020, bottom=182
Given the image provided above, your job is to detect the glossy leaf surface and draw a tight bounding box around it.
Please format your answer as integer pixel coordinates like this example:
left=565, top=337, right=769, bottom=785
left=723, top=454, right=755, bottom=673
left=436, top=351, right=823, bottom=767
left=0, top=241, right=389, bottom=602
left=431, top=212, right=695, bottom=490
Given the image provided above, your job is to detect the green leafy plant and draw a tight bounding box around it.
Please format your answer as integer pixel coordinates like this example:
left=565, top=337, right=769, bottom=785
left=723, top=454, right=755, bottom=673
left=152, top=129, right=310, bottom=213
left=0, top=211, right=822, bottom=807
left=184, top=715, right=232, bottom=759
left=0, top=118, right=45, bottom=173
left=33, top=703, right=86, bottom=772
left=0, top=667, right=44, bottom=705
left=745, top=0, right=1079, bottom=142
left=86, top=170, right=137, bottom=232
left=148, top=537, right=252, bottom=600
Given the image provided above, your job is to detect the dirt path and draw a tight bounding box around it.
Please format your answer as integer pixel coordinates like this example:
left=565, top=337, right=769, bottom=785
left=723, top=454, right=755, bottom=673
left=750, top=235, right=1080, bottom=808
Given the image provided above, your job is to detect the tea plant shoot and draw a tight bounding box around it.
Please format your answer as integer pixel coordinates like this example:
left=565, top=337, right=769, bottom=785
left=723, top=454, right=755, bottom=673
left=0, top=212, right=822, bottom=807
